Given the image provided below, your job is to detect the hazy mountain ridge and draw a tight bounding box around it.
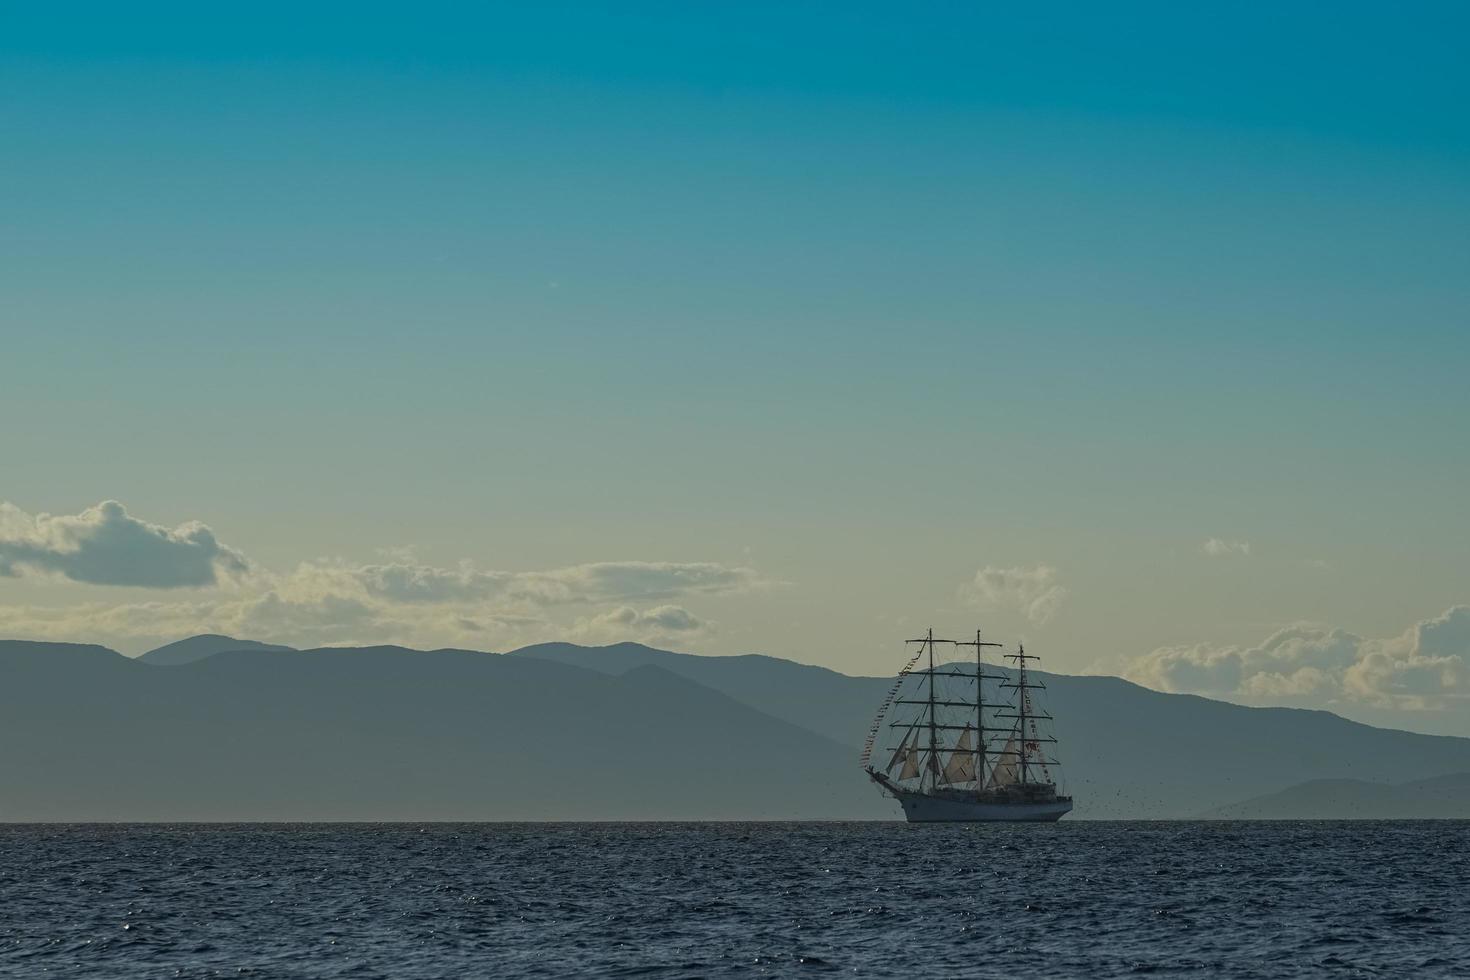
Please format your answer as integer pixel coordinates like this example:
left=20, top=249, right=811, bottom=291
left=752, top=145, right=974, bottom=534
left=1204, top=772, right=1470, bottom=819
left=510, top=642, right=1470, bottom=818
left=6, top=636, right=1470, bottom=820
left=511, top=641, right=882, bottom=746
left=0, top=639, right=882, bottom=821
left=137, top=633, right=296, bottom=665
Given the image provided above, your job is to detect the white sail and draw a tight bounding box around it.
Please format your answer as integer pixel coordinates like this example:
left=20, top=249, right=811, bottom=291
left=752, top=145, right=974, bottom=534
left=941, top=726, right=977, bottom=784
left=885, top=726, right=914, bottom=775
left=898, top=737, right=921, bottom=780
left=987, top=735, right=1020, bottom=789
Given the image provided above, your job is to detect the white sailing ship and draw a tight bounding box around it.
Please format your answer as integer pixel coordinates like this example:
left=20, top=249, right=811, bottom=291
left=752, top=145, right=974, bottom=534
left=861, top=629, right=1073, bottom=822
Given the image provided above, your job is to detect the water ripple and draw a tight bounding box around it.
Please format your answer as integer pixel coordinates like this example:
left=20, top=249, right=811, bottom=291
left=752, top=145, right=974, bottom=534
left=1, top=822, right=1468, bottom=978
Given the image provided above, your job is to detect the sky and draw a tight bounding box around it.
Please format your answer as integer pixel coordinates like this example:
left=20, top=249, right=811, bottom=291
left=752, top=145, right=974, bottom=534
left=3, top=3, right=1469, bottom=734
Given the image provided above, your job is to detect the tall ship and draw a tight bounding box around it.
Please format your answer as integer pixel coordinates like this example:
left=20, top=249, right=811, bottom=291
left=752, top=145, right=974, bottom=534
left=861, top=629, right=1073, bottom=822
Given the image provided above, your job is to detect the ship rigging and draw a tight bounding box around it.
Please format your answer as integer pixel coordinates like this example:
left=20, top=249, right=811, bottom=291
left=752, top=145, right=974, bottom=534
left=861, top=629, right=1073, bottom=822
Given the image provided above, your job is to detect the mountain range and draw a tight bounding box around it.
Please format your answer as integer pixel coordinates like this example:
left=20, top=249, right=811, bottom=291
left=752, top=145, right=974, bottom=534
left=1204, top=772, right=1470, bottom=819
left=2, top=635, right=1468, bottom=820
left=137, top=633, right=294, bottom=665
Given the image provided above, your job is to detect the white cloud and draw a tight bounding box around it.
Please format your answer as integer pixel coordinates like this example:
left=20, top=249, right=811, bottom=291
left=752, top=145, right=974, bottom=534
left=233, top=558, right=742, bottom=648
left=636, top=605, right=706, bottom=632
left=0, top=500, right=249, bottom=588
left=314, top=558, right=763, bottom=606
left=515, top=561, right=764, bottom=604
left=0, top=589, right=553, bottom=654
left=1202, top=537, right=1251, bottom=558
left=961, top=564, right=1066, bottom=625
left=1342, top=607, right=1470, bottom=704
left=1123, top=606, right=1470, bottom=713
left=0, top=502, right=757, bottom=653
left=344, top=561, right=514, bottom=603
left=0, top=498, right=769, bottom=653
left=572, top=604, right=711, bottom=643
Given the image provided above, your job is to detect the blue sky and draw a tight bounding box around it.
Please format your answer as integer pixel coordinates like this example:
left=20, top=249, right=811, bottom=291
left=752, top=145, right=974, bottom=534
left=3, top=3, right=1469, bottom=733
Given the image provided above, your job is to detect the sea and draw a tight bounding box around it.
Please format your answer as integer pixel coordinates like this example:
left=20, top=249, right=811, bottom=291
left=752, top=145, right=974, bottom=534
left=2, top=821, right=1467, bottom=978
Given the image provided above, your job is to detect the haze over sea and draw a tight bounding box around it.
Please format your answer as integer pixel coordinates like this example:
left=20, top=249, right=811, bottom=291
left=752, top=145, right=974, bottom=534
left=4, top=822, right=1466, bottom=978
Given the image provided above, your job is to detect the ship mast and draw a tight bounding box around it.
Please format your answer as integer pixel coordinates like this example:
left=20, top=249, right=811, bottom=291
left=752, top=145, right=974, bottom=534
left=1018, top=644, right=1029, bottom=784
left=886, top=631, right=1030, bottom=792
left=955, top=629, right=1001, bottom=791
left=864, top=629, right=1075, bottom=818
left=925, top=628, right=938, bottom=791
left=998, top=643, right=1056, bottom=785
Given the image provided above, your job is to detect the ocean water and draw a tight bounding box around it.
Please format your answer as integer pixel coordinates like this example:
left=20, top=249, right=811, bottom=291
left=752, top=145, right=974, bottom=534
left=2, top=822, right=1467, bottom=978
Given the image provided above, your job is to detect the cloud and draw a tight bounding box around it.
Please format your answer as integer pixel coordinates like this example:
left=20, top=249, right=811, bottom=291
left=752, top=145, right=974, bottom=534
left=1123, top=606, right=1470, bottom=712
left=346, top=561, right=513, bottom=603
left=1342, top=607, right=1470, bottom=704
left=0, top=499, right=762, bottom=653
left=1125, top=626, right=1361, bottom=697
left=306, top=558, right=763, bottom=606
left=515, top=562, right=764, bottom=604
left=961, top=564, right=1066, bottom=625
left=0, top=500, right=249, bottom=588
left=0, top=589, right=715, bottom=654
left=635, top=605, right=705, bottom=632
left=1202, top=538, right=1251, bottom=558
left=572, top=604, right=710, bottom=643
left=0, top=589, right=549, bottom=654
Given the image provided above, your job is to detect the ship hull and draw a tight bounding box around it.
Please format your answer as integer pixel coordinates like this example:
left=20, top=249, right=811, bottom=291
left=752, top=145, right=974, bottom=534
left=890, top=787, right=1073, bottom=823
